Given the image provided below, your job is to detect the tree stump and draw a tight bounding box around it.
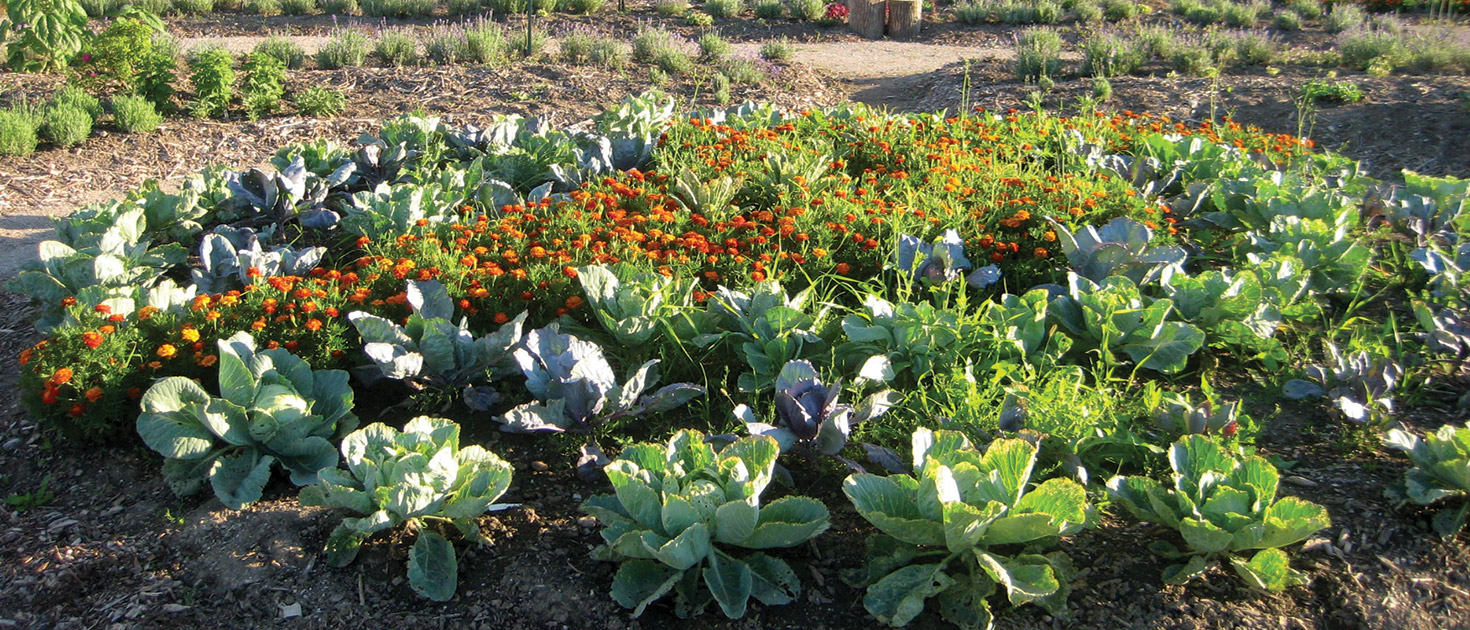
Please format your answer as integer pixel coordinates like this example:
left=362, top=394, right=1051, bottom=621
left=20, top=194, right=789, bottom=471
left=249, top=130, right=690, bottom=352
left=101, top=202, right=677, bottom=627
left=886, top=0, right=922, bottom=39
left=849, top=0, right=886, bottom=40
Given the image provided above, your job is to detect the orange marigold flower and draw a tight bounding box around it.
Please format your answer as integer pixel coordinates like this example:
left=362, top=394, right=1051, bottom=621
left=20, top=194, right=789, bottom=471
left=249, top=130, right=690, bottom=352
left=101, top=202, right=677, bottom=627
left=99, top=325, right=115, bottom=335
left=94, top=304, right=112, bottom=315
left=19, top=348, right=32, bottom=365
left=127, top=387, right=142, bottom=400
left=566, top=296, right=584, bottom=310
left=83, top=332, right=104, bottom=349
left=494, top=312, right=510, bottom=325
left=108, top=313, right=125, bottom=323
left=157, top=344, right=178, bottom=359
left=61, top=296, right=77, bottom=307
left=85, top=387, right=103, bottom=402
left=562, top=266, right=578, bottom=279
left=69, top=403, right=86, bottom=418
left=51, top=367, right=73, bottom=386
left=41, top=388, right=59, bottom=405
left=199, top=355, right=218, bottom=368
left=835, top=263, right=851, bottom=275
left=306, top=319, right=323, bottom=332
left=1034, top=247, right=1049, bottom=259
left=181, top=327, right=200, bottom=343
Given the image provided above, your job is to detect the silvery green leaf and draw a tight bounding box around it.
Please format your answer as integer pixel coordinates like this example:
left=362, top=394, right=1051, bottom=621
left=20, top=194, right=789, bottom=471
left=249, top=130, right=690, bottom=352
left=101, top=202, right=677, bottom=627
left=407, top=531, right=458, bottom=602
left=209, top=451, right=275, bottom=510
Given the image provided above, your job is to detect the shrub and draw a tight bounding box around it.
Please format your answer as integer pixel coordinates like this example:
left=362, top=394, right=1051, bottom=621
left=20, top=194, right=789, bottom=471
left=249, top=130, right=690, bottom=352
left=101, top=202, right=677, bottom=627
left=51, top=86, right=103, bottom=121
left=686, top=11, right=715, bottom=25
left=0, top=111, right=40, bottom=157
left=722, top=56, right=765, bottom=84
left=754, top=0, right=785, bottom=18
left=654, top=0, right=689, bottom=14
left=1092, top=76, right=1113, bottom=99
left=448, top=0, right=483, bottom=13
left=1323, top=4, right=1364, bottom=33
left=760, top=38, right=794, bottom=62
left=1171, top=38, right=1218, bottom=76
left=1015, top=28, right=1064, bottom=81
left=587, top=38, right=630, bottom=68
left=1135, top=24, right=1178, bottom=58
left=111, top=94, right=162, bottom=132
left=1072, top=0, right=1102, bottom=21
left=294, top=86, right=347, bottom=117
left=464, top=19, right=506, bottom=65
left=705, top=0, right=743, bottom=17
left=1183, top=2, right=1221, bottom=24
left=1337, top=28, right=1408, bottom=71
left=317, top=29, right=370, bottom=69
left=954, top=0, right=989, bottom=23
left=1102, top=0, right=1142, bottom=20
left=240, top=52, right=286, bottom=121
left=170, top=0, right=214, bottom=13
left=188, top=47, right=235, bottom=119
left=633, top=26, right=678, bottom=63
left=653, top=48, right=694, bottom=75
left=320, top=0, right=359, bottom=12
left=1234, top=30, right=1277, bottom=65
left=254, top=36, right=307, bottom=69
left=1274, top=9, right=1301, bottom=31
left=1287, top=0, right=1321, bottom=18
left=1221, top=1, right=1258, bottom=27
left=1406, top=32, right=1470, bottom=74
left=245, top=0, right=283, bottom=14
left=712, top=71, right=732, bottom=104
left=648, top=66, right=670, bottom=86
left=697, top=32, right=732, bottom=61
left=1082, top=30, right=1145, bottom=76
left=559, top=30, right=597, bottom=63
left=280, top=0, right=317, bottom=13
left=563, top=0, right=605, bottom=12
left=424, top=24, right=471, bottom=66
left=72, top=17, right=164, bottom=97
left=794, top=0, right=824, bottom=20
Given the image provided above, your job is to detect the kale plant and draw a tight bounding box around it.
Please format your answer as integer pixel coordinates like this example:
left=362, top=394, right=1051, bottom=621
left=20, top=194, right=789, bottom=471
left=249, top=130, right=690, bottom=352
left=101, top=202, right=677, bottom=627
left=135, top=332, right=358, bottom=509
left=581, top=430, right=831, bottom=618
left=1283, top=342, right=1402, bottom=425
left=843, top=428, right=1089, bottom=629
left=1107, top=435, right=1330, bottom=591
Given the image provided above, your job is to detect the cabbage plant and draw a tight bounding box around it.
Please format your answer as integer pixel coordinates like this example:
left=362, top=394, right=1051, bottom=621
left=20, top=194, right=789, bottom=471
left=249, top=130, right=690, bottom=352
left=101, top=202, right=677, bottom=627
left=894, top=229, right=972, bottom=285
left=1047, top=216, right=1186, bottom=285
left=135, top=332, right=358, bottom=509
left=1283, top=342, right=1402, bottom=425
left=1383, top=423, right=1470, bottom=537
left=192, top=226, right=324, bottom=293
left=349, top=280, right=523, bottom=410
left=1048, top=273, right=1205, bottom=374
left=576, top=264, right=699, bottom=347
left=1155, top=392, right=1241, bottom=438
left=843, top=428, right=1089, bottom=629
left=299, top=417, right=515, bottom=601
left=1107, top=435, right=1330, bottom=591
left=737, top=360, right=901, bottom=473
left=1412, top=299, right=1470, bottom=359
left=581, top=430, right=831, bottom=619
left=695, top=280, right=830, bottom=392
left=1245, top=214, right=1371, bottom=295
left=496, top=324, right=705, bottom=434
left=836, top=294, right=972, bottom=387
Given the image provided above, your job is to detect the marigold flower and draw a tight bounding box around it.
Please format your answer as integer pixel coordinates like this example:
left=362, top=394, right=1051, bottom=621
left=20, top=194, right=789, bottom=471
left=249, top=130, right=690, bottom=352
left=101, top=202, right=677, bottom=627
left=127, top=387, right=142, bottom=399
left=69, top=403, right=86, bottom=418
left=83, top=332, right=104, bottom=349
left=85, top=387, right=103, bottom=402
left=181, top=327, right=200, bottom=343
left=198, top=354, right=218, bottom=368
left=94, top=304, right=111, bottom=315
left=61, top=296, right=77, bottom=307
left=42, top=388, right=59, bottom=405
left=566, top=296, right=584, bottom=310
left=100, top=325, right=115, bottom=335
left=494, top=312, right=510, bottom=324
left=108, top=314, right=125, bottom=323
left=306, top=319, right=323, bottom=332
left=835, top=263, right=851, bottom=275
left=51, top=367, right=73, bottom=386
left=157, top=344, right=177, bottom=359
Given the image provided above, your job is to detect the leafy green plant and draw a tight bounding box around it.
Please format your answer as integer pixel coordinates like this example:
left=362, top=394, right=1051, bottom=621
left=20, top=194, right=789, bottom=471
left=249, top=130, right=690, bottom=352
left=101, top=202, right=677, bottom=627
left=41, top=103, right=93, bottom=148
left=349, top=280, right=524, bottom=409
left=1048, top=273, right=1206, bottom=375
left=1108, top=435, right=1331, bottom=591
left=1283, top=342, right=1402, bottom=426
left=843, top=428, right=1089, bottom=628
left=1014, top=28, right=1063, bottom=81
left=836, top=294, right=972, bottom=387
left=240, top=52, right=286, bottom=121
left=51, top=85, right=103, bottom=120
left=754, top=0, right=785, bottom=18
left=695, top=280, right=830, bottom=392
left=2, top=475, right=55, bottom=513
left=581, top=430, right=831, bottom=618
left=794, top=0, right=824, bottom=20
left=254, top=36, right=306, bottom=69
left=293, top=86, right=347, bottom=117
left=576, top=264, right=699, bottom=347
left=1301, top=78, right=1363, bottom=105
left=759, top=38, right=794, bottom=62
left=111, top=94, right=163, bottom=133
left=321, top=0, right=359, bottom=12
left=245, top=0, right=282, bottom=13
left=281, top=0, right=317, bottom=13
left=299, top=416, right=515, bottom=601
left=135, top=332, right=359, bottom=509
left=1048, top=216, right=1186, bottom=285
left=170, top=0, right=215, bottom=14
left=737, top=359, right=900, bottom=472
left=1323, top=4, right=1365, bottom=33
left=705, top=0, right=743, bottom=17
left=187, top=47, right=235, bottom=119
left=7, top=0, right=90, bottom=72
left=656, top=0, right=690, bottom=14
left=1384, top=423, right=1470, bottom=537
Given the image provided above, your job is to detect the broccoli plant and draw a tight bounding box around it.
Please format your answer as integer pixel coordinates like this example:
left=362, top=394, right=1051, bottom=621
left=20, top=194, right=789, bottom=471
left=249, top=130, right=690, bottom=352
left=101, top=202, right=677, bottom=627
left=135, top=332, right=358, bottom=509
left=300, top=416, right=515, bottom=601
left=581, top=430, right=831, bottom=619
left=349, top=280, right=523, bottom=410
left=842, top=428, right=1089, bottom=629
left=1384, top=423, right=1470, bottom=537
left=495, top=324, right=706, bottom=434
left=737, top=360, right=901, bottom=474
left=1048, top=273, right=1206, bottom=375
left=1283, top=342, right=1402, bottom=426
left=1107, top=435, right=1330, bottom=591
left=1047, top=216, right=1187, bottom=285
left=695, top=280, right=830, bottom=392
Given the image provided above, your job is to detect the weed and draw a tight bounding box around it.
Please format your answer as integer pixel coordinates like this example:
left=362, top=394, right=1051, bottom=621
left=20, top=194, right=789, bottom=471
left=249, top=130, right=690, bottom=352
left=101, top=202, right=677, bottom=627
left=3, top=476, right=54, bottom=513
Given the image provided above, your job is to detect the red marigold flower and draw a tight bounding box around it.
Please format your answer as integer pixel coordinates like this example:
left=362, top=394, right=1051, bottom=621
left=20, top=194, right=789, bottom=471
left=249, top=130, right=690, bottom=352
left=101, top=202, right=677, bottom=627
left=83, top=332, right=104, bottom=349
left=94, top=304, right=112, bottom=315
left=42, top=388, right=59, bottom=405
left=51, top=367, right=74, bottom=386
left=69, top=403, right=86, bottom=418
left=61, top=296, right=77, bottom=307
left=85, top=387, right=103, bottom=402
left=835, top=263, right=851, bottom=275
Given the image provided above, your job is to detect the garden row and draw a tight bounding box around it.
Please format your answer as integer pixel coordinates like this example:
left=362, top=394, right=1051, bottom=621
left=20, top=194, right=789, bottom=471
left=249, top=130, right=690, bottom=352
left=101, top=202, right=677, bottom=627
left=8, top=93, right=1470, bottom=625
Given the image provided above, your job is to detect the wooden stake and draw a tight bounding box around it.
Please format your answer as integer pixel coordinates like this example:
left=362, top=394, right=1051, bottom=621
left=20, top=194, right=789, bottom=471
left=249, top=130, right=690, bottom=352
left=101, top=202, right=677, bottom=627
left=886, top=0, right=922, bottom=39
left=848, top=0, right=886, bottom=40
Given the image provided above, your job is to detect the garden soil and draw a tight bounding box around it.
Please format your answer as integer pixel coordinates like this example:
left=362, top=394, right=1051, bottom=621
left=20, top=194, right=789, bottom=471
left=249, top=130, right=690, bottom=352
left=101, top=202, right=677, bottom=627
left=3, top=10, right=1470, bottom=629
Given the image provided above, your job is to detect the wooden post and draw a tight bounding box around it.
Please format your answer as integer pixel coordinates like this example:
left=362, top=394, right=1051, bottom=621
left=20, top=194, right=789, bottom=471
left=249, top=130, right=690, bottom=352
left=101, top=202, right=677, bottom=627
left=849, top=0, right=886, bottom=40
left=887, top=0, right=922, bottom=39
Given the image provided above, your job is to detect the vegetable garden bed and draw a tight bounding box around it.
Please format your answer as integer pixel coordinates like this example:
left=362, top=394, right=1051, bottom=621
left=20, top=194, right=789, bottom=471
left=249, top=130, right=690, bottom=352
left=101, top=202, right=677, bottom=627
left=1, top=91, right=1469, bottom=629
